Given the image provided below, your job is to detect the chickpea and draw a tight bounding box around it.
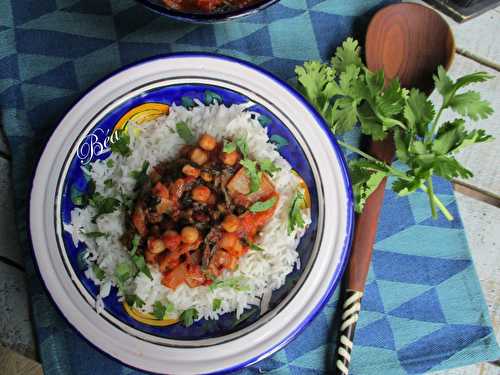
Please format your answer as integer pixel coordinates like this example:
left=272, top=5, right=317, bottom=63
left=220, top=232, right=238, bottom=251
left=181, top=226, right=199, bottom=244
left=199, top=133, right=217, bottom=151
left=148, top=238, right=166, bottom=254
left=222, top=215, right=240, bottom=233
left=190, top=147, right=209, bottom=165
left=182, top=164, right=200, bottom=178
left=221, top=150, right=239, bottom=166
left=192, top=185, right=211, bottom=203
left=200, top=171, right=212, bottom=182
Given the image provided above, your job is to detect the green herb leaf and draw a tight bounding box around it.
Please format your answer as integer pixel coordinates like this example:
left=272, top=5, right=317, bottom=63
left=115, top=262, right=134, bottom=284
left=110, top=130, right=131, bottom=157
left=212, top=298, right=222, bottom=311
left=129, top=160, right=150, bottom=188
left=249, top=196, right=277, bottom=213
left=130, top=234, right=141, bottom=256
left=288, top=191, right=306, bottom=234
left=70, top=185, right=88, bottom=206
left=91, top=263, right=106, bottom=281
left=84, top=231, right=106, bottom=238
left=349, top=159, right=389, bottom=212
left=235, top=137, right=249, bottom=159
left=89, top=193, right=121, bottom=217
left=126, top=294, right=145, bottom=308
left=153, top=301, right=166, bottom=319
left=448, top=90, right=493, bottom=121
left=104, top=178, right=114, bottom=189
left=249, top=242, right=264, bottom=252
left=106, top=159, right=114, bottom=168
left=165, top=302, right=175, bottom=313
left=259, top=159, right=281, bottom=177
left=404, top=88, right=435, bottom=137
left=180, top=308, right=198, bottom=327
left=239, top=159, right=261, bottom=193
left=209, top=276, right=249, bottom=292
left=331, top=37, right=363, bottom=73
left=223, top=140, right=236, bottom=153
left=175, top=121, right=196, bottom=144
left=131, top=254, right=152, bottom=280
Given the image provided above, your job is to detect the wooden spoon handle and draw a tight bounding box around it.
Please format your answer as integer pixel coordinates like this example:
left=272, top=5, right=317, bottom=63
left=346, top=136, right=395, bottom=292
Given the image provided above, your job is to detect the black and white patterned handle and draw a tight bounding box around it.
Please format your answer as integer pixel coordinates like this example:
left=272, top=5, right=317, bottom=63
left=336, top=290, right=364, bottom=375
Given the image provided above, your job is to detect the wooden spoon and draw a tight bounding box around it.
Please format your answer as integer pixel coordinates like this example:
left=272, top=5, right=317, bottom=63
left=335, top=3, right=455, bottom=374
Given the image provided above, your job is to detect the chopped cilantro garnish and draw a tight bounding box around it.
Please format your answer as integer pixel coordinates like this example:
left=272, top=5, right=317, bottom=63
left=70, top=185, right=88, bottom=206
left=223, top=139, right=237, bottom=153
left=129, top=234, right=141, bottom=256
left=209, top=276, right=249, bottom=292
left=235, top=137, right=249, bottom=159
left=259, top=159, right=281, bottom=177
left=84, top=231, right=106, bottom=238
left=288, top=191, right=306, bottom=234
left=153, top=301, right=166, bottom=319
left=125, top=294, right=145, bottom=308
left=249, top=242, right=264, bottom=252
left=175, top=121, right=196, bottom=144
left=180, top=308, right=198, bottom=327
left=239, top=159, right=261, bottom=193
left=89, top=192, right=120, bottom=217
left=131, top=254, right=152, bottom=280
left=115, top=262, right=134, bottom=284
left=110, top=129, right=131, bottom=157
left=91, top=263, right=106, bottom=281
left=249, top=196, right=277, bottom=213
left=212, top=298, right=222, bottom=311
left=106, top=159, right=114, bottom=168
left=129, top=160, right=150, bottom=188
left=104, top=179, right=114, bottom=188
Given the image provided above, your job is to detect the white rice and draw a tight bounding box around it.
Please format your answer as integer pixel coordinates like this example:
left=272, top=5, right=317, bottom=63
left=67, top=101, right=310, bottom=321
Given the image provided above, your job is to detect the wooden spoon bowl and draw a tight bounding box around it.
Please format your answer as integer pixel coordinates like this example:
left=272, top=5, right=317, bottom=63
left=366, top=2, right=455, bottom=93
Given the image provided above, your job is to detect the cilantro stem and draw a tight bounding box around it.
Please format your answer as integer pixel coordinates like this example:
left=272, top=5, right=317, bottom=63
left=426, top=176, right=438, bottom=219
left=428, top=106, right=445, bottom=143
left=338, top=140, right=410, bottom=181
left=419, top=184, right=453, bottom=220
left=338, top=140, right=380, bottom=163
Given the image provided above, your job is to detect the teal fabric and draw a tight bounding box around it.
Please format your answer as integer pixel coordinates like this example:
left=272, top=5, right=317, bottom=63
left=1, top=0, right=499, bottom=374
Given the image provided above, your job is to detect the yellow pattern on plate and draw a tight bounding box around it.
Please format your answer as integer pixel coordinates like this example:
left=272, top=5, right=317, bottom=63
left=114, top=103, right=169, bottom=132
left=123, top=302, right=178, bottom=327
left=292, top=170, right=311, bottom=208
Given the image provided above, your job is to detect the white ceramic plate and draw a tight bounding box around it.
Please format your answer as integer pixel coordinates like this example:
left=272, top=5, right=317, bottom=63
left=30, top=54, right=354, bottom=374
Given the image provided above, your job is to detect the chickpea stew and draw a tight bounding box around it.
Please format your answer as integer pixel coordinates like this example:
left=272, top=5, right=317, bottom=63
left=122, top=133, right=281, bottom=291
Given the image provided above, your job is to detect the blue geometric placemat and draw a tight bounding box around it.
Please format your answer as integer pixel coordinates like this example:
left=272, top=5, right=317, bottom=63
left=1, top=0, right=499, bottom=374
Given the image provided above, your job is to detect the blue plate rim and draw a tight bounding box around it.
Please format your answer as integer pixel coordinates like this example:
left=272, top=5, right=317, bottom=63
left=29, top=52, right=355, bottom=374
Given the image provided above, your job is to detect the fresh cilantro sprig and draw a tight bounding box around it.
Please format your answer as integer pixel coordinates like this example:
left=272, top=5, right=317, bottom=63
left=295, top=38, right=494, bottom=219
left=288, top=191, right=306, bottom=234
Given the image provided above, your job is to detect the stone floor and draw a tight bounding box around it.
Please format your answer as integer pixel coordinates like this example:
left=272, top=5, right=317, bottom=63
left=0, top=2, right=499, bottom=374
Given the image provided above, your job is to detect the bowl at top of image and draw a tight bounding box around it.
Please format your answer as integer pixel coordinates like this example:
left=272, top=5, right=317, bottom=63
left=30, top=53, right=354, bottom=374
left=136, top=0, right=279, bottom=22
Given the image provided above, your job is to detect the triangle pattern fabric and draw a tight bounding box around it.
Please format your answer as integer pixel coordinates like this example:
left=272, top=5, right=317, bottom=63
left=354, top=317, right=396, bottom=350
left=27, top=61, right=79, bottom=90
left=387, top=315, right=445, bottom=350
left=388, top=288, right=447, bottom=323
left=2, top=1, right=500, bottom=375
